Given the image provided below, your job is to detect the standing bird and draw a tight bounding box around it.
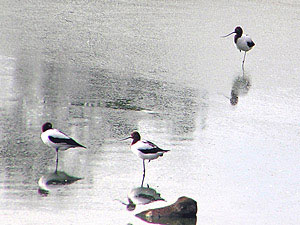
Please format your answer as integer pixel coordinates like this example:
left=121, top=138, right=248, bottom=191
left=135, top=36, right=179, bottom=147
left=41, top=122, right=86, bottom=173
left=122, top=131, right=169, bottom=186
left=222, top=26, right=255, bottom=73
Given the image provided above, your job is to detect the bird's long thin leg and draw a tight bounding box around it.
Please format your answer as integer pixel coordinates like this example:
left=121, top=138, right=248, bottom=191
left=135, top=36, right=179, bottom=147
left=141, top=160, right=146, bottom=187
left=242, top=51, right=246, bottom=76
left=55, top=149, right=59, bottom=174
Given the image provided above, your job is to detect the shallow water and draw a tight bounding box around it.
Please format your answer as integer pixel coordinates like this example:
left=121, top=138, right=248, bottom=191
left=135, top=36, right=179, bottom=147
left=0, top=0, right=300, bottom=224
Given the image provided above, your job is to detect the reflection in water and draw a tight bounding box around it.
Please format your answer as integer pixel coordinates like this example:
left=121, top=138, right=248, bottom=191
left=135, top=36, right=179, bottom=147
left=0, top=58, right=202, bottom=211
left=137, top=216, right=197, bottom=225
left=128, top=186, right=165, bottom=206
left=230, top=75, right=251, bottom=105
left=119, top=186, right=165, bottom=211
left=38, top=171, right=82, bottom=196
left=68, top=68, right=203, bottom=137
left=0, top=27, right=204, bottom=218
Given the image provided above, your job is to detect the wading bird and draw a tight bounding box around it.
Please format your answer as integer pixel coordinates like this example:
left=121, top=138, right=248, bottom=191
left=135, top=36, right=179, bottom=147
left=122, top=131, right=169, bottom=186
left=41, top=122, right=86, bottom=173
left=222, top=26, right=255, bottom=73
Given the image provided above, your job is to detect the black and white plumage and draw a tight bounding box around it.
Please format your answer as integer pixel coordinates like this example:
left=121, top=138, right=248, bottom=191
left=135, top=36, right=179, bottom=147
left=123, top=131, right=169, bottom=186
left=222, top=26, right=255, bottom=73
left=127, top=131, right=169, bottom=161
left=41, top=122, right=86, bottom=172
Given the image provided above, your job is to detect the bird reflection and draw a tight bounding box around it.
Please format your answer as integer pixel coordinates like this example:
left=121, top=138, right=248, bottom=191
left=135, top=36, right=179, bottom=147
left=230, top=75, right=251, bottom=105
left=38, top=170, right=82, bottom=196
left=118, top=186, right=165, bottom=211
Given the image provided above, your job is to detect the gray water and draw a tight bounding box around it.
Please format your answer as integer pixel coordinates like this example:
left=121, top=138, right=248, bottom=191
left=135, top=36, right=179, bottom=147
left=0, top=0, right=300, bottom=224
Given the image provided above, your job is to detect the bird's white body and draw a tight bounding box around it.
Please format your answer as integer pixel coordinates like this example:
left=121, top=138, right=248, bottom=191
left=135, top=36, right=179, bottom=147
left=41, top=122, right=85, bottom=173
left=124, top=131, right=169, bottom=186
left=223, top=26, right=255, bottom=74
left=131, top=140, right=164, bottom=160
left=236, top=34, right=254, bottom=52
left=41, top=128, right=76, bottom=151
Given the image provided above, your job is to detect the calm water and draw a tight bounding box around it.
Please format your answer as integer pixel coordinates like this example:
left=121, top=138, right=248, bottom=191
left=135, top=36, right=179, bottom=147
left=0, top=0, right=300, bottom=224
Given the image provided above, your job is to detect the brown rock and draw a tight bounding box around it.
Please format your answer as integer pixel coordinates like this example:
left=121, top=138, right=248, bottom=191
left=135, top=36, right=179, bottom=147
left=136, top=196, right=197, bottom=220
left=136, top=216, right=197, bottom=225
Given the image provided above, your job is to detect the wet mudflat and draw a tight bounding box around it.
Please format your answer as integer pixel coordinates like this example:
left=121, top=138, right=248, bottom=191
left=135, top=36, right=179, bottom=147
left=0, top=0, right=299, bottom=224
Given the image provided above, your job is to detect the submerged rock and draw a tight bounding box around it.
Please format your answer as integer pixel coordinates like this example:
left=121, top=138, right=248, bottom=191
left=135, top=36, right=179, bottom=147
left=136, top=216, right=197, bottom=225
left=136, top=196, right=197, bottom=222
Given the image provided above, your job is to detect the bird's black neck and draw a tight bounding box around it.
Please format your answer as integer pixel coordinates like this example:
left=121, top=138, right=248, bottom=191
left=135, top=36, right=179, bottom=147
left=131, top=138, right=140, bottom=145
left=234, top=34, right=241, bottom=44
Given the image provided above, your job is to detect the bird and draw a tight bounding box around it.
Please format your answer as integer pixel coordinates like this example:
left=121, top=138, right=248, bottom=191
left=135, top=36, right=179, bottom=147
left=41, top=122, right=86, bottom=173
left=122, top=131, right=169, bottom=186
left=222, top=26, right=255, bottom=73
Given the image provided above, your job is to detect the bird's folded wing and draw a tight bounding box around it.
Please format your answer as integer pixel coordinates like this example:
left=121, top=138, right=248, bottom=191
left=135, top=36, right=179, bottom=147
left=49, top=136, right=78, bottom=145
left=139, top=148, right=163, bottom=154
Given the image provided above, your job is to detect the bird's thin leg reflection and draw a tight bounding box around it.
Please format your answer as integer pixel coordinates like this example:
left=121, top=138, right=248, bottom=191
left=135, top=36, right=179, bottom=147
left=55, top=149, right=59, bottom=174
left=141, top=160, right=146, bottom=187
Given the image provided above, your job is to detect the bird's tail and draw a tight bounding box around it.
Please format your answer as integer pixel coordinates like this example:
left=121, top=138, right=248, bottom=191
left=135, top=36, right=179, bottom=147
left=160, top=149, right=170, bottom=152
left=158, top=149, right=170, bottom=157
left=76, top=143, right=86, bottom=149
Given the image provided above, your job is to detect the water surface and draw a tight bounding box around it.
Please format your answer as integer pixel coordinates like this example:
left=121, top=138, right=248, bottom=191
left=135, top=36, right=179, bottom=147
left=0, top=0, right=299, bottom=224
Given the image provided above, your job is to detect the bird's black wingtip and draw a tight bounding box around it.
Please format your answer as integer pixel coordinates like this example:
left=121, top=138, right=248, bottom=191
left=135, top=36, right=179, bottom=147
left=161, top=149, right=170, bottom=152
